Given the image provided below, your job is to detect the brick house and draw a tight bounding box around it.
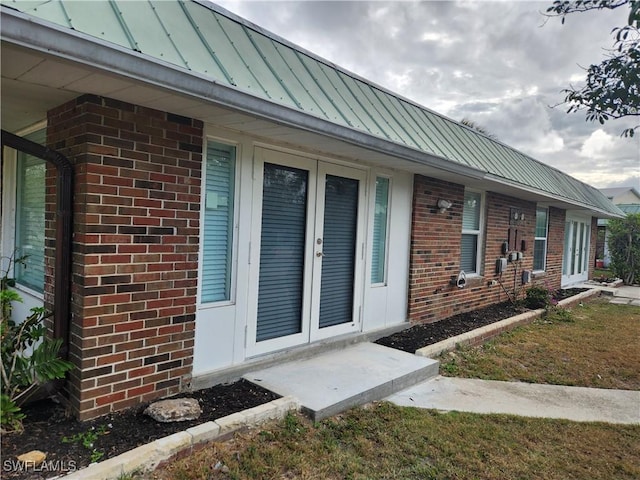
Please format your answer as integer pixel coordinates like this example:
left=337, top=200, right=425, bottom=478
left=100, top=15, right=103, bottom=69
left=0, top=0, right=622, bottom=420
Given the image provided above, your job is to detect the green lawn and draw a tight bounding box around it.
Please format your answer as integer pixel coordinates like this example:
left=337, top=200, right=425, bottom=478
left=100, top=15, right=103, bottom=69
left=149, top=404, right=639, bottom=480
left=439, top=298, right=640, bottom=390
left=141, top=297, right=640, bottom=480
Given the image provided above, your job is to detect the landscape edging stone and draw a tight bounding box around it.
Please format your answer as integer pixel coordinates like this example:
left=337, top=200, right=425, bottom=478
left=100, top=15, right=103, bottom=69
left=56, top=395, right=300, bottom=480
left=415, top=289, right=600, bottom=358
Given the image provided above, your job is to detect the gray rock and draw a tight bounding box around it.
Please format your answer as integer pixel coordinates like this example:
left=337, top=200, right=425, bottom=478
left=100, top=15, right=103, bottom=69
left=144, top=398, right=202, bottom=423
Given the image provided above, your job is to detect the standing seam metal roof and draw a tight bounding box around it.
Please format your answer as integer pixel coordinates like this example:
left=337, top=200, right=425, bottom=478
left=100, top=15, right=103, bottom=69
left=1, top=0, right=622, bottom=215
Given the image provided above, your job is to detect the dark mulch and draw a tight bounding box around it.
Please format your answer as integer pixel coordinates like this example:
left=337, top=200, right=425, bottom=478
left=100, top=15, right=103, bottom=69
left=2, top=288, right=587, bottom=479
left=375, top=301, right=527, bottom=353
left=1, top=379, right=279, bottom=480
left=375, top=288, right=588, bottom=353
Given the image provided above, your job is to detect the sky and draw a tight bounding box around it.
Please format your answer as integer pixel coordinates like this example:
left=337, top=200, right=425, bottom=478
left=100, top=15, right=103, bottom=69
left=212, top=0, right=639, bottom=190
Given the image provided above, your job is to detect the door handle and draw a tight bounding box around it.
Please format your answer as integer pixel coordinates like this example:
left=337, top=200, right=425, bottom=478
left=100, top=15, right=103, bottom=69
left=316, top=251, right=325, bottom=257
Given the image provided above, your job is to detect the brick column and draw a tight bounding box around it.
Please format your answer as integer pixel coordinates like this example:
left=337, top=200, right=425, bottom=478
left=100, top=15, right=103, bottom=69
left=545, top=207, right=565, bottom=290
left=47, top=95, right=202, bottom=420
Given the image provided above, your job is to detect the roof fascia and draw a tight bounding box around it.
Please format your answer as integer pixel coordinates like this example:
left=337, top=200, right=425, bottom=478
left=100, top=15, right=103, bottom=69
left=484, top=174, right=625, bottom=218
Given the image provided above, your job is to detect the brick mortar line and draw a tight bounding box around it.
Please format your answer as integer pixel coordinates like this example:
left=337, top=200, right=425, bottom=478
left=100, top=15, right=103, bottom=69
left=59, top=395, right=300, bottom=480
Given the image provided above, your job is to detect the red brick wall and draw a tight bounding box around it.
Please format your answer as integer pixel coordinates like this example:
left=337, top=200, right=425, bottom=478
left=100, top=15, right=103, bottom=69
left=47, top=95, right=202, bottom=420
left=544, top=207, right=565, bottom=290
left=409, top=174, right=563, bottom=324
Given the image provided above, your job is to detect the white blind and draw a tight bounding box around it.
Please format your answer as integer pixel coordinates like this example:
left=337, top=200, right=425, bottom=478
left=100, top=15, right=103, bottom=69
left=371, top=177, right=389, bottom=284
left=533, top=208, right=548, bottom=271
left=461, top=191, right=482, bottom=274
left=201, top=142, right=235, bottom=303
left=462, top=191, right=481, bottom=231
left=15, top=129, right=46, bottom=293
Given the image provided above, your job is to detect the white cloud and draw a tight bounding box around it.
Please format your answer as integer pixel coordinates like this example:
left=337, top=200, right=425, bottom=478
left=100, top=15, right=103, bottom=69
left=421, top=31, right=458, bottom=45
left=579, top=129, right=617, bottom=159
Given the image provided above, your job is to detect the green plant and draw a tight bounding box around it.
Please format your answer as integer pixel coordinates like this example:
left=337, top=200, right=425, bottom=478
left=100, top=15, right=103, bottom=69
left=524, top=285, right=554, bottom=309
left=0, top=253, right=74, bottom=432
left=62, top=424, right=110, bottom=463
left=607, top=213, right=640, bottom=285
left=545, top=305, right=574, bottom=323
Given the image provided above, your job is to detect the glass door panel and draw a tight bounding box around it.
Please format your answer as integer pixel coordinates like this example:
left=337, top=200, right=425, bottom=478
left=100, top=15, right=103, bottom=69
left=249, top=148, right=367, bottom=353
left=256, top=163, right=309, bottom=341
left=318, top=174, right=359, bottom=328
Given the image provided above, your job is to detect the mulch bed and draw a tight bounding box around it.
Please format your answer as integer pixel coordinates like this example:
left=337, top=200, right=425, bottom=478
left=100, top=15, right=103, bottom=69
left=375, top=301, right=528, bottom=353
left=1, top=380, right=278, bottom=479
left=2, top=288, right=587, bottom=479
left=375, top=288, right=587, bottom=353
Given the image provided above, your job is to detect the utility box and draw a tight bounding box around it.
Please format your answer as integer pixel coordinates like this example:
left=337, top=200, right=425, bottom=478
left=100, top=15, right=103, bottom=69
left=522, top=270, right=532, bottom=284
left=496, top=257, right=507, bottom=274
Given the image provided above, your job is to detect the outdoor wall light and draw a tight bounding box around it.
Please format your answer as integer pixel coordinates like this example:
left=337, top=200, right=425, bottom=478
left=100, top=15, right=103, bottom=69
left=437, top=199, right=452, bottom=213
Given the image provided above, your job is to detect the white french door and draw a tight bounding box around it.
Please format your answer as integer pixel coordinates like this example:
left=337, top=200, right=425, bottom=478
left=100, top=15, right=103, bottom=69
left=247, top=148, right=367, bottom=356
left=562, top=215, right=591, bottom=286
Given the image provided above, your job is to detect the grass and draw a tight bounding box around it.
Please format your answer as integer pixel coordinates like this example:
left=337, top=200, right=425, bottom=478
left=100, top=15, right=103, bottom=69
left=141, top=297, right=639, bottom=480
left=149, top=405, right=639, bottom=480
left=439, top=298, right=640, bottom=390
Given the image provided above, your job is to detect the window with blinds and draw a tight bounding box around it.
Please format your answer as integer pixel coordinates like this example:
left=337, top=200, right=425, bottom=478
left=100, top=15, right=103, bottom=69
left=533, top=207, right=548, bottom=271
left=15, top=150, right=46, bottom=293
left=371, top=177, right=389, bottom=284
left=201, top=141, right=236, bottom=304
left=461, top=191, right=482, bottom=274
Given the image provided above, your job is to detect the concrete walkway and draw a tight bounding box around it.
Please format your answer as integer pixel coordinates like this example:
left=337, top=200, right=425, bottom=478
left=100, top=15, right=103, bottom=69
left=244, top=342, right=439, bottom=421
left=388, top=286, right=640, bottom=425
left=387, top=376, right=640, bottom=425
left=244, top=287, right=640, bottom=425
left=574, top=283, right=640, bottom=305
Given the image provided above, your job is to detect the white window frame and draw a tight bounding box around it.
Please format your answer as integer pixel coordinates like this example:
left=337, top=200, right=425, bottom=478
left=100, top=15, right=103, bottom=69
left=371, top=175, right=391, bottom=286
left=461, top=190, right=485, bottom=276
left=533, top=207, right=549, bottom=272
left=197, top=137, right=241, bottom=308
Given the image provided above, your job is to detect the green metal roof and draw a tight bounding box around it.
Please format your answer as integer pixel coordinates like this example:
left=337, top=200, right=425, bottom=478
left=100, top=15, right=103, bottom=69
left=1, top=0, right=622, bottom=216
left=618, top=204, right=640, bottom=215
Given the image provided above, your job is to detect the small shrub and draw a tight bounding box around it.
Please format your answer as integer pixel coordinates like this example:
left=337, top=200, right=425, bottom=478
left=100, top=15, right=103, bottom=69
left=524, top=285, right=553, bottom=309
left=1, top=253, right=74, bottom=432
left=607, top=213, right=640, bottom=285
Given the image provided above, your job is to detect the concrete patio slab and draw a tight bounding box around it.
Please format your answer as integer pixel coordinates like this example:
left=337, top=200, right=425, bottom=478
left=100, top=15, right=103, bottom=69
left=387, top=376, right=640, bottom=425
left=244, top=342, right=439, bottom=421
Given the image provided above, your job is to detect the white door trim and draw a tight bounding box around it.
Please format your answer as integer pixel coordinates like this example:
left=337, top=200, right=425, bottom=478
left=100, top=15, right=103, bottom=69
left=562, top=214, right=591, bottom=286
left=309, top=162, right=367, bottom=342
left=246, top=147, right=367, bottom=356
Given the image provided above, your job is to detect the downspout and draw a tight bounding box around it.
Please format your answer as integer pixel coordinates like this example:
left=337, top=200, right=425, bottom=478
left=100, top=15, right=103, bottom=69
left=1, top=129, right=73, bottom=360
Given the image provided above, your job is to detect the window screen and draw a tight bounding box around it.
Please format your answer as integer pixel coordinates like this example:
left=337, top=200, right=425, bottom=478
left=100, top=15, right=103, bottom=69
left=201, top=141, right=236, bottom=303
left=461, top=191, right=482, bottom=274
left=371, top=177, right=389, bottom=284
left=15, top=155, right=46, bottom=292
left=15, top=128, right=46, bottom=293
left=533, top=207, right=548, bottom=271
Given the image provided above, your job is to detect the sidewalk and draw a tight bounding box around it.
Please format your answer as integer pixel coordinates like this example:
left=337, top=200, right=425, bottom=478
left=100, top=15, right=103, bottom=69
left=389, top=285, right=640, bottom=424
left=573, top=283, right=640, bottom=305
left=387, top=376, right=640, bottom=425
